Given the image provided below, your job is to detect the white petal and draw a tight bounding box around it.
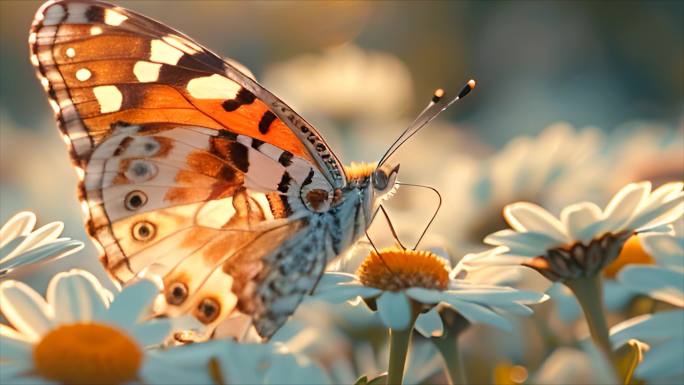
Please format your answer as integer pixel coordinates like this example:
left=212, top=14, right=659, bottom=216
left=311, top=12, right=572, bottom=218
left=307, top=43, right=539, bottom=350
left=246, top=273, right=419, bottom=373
left=493, top=303, right=535, bottom=316
left=6, top=222, right=64, bottom=260
left=405, top=287, right=444, bottom=304
left=641, top=233, right=684, bottom=268
left=414, top=308, right=444, bottom=338
left=0, top=237, right=26, bottom=265
left=548, top=283, right=582, bottom=322
left=617, top=265, right=684, bottom=307
left=629, top=192, right=684, bottom=232
left=503, top=202, right=568, bottom=242
left=560, top=202, right=603, bottom=242
left=139, top=346, right=218, bottom=385
left=0, top=323, right=28, bottom=341
left=442, top=288, right=546, bottom=306
left=0, top=240, right=83, bottom=274
left=46, top=270, right=109, bottom=324
left=377, top=291, right=412, bottom=330
left=484, top=229, right=558, bottom=256
left=106, top=279, right=160, bottom=328
left=129, top=319, right=171, bottom=347
left=442, top=299, right=512, bottom=331
left=637, top=182, right=684, bottom=215
left=0, top=365, right=53, bottom=385
left=314, top=272, right=357, bottom=292
left=265, top=351, right=332, bottom=385
left=0, top=334, right=31, bottom=361
left=315, top=283, right=381, bottom=304
left=0, top=280, right=54, bottom=341
left=602, top=280, right=636, bottom=311
left=635, top=338, right=684, bottom=380
left=601, top=182, right=650, bottom=230
left=610, top=310, right=684, bottom=345
left=0, top=211, right=35, bottom=248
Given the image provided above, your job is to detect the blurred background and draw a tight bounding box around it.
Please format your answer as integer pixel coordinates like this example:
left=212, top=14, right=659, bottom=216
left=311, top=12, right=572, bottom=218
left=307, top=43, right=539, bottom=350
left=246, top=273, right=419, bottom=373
left=1, top=0, right=682, bottom=308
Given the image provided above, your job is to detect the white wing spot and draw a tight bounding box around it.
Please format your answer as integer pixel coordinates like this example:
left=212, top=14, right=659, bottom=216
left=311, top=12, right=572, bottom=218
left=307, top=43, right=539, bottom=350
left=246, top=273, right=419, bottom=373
left=90, top=26, right=103, bottom=35
left=48, top=99, right=60, bottom=114
left=75, top=68, right=92, bottom=81
left=133, top=61, right=162, bottom=82
left=40, top=77, right=50, bottom=90
left=104, top=9, right=128, bottom=26
left=28, top=32, right=37, bottom=45
left=93, top=85, right=123, bottom=113
left=65, top=48, right=76, bottom=58
left=30, top=55, right=39, bottom=66
left=150, top=39, right=184, bottom=65
left=186, top=74, right=240, bottom=99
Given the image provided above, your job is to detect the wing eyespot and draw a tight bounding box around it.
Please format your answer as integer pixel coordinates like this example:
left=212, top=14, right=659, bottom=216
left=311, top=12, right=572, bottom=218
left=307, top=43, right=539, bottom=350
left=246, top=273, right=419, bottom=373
left=124, top=190, right=148, bottom=210
left=165, top=281, right=188, bottom=305
left=132, top=220, right=156, bottom=241
left=125, top=160, right=158, bottom=182
left=195, top=297, right=221, bottom=324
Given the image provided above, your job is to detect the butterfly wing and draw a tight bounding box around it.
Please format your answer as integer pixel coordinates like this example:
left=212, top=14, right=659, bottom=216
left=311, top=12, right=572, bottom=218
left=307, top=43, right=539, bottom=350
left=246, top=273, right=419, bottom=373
left=30, top=0, right=344, bottom=338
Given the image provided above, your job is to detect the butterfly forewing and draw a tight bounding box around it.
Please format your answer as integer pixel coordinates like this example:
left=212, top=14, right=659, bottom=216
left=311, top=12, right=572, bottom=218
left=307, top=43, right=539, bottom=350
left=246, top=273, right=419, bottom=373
left=30, top=0, right=356, bottom=339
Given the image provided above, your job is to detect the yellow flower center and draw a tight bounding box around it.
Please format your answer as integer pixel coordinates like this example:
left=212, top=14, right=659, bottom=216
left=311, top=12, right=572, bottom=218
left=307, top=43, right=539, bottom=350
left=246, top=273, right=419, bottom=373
left=604, top=235, right=654, bottom=279
left=33, top=322, right=143, bottom=385
left=356, top=247, right=450, bottom=291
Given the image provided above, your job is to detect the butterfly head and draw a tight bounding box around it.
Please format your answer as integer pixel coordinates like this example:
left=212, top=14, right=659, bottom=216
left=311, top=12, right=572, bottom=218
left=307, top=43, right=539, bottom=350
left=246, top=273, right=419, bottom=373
left=343, top=161, right=399, bottom=198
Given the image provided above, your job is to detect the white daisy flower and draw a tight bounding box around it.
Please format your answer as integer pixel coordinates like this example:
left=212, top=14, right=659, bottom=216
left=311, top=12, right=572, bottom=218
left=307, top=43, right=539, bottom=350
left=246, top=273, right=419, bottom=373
left=547, top=231, right=667, bottom=324
left=263, top=44, right=413, bottom=122
left=639, top=216, right=684, bottom=268
left=0, top=211, right=83, bottom=276
left=436, top=123, right=606, bottom=256
left=606, top=125, right=684, bottom=190
left=0, top=270, right=197, bottom=385
left=316, top=247, right=547, bottom=333
left=484, top=181, right=683, bottom=281
left=610, top=310, right=684, bottom=383
left=615, top=219, right=684, bottom=307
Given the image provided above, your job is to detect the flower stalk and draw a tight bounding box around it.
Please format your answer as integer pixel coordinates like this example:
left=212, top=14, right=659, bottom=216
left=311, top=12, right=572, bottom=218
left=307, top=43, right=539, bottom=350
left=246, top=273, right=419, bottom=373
left=565, top=275, right=618, bottom=376
left=433, top=336, right=465, bottom=385
left=387, top=309, right=420, bottom=385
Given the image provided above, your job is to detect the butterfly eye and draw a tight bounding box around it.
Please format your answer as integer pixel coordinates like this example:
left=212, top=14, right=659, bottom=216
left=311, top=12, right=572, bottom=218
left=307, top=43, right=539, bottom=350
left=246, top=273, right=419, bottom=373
left=196, top=298, right=221, bottom=324
left=372, top=169, right=389, bottom=191
left=132, top=221, right=156, bottom=241
left=373, top=164, right=399, bottom=193
left=124, top=190, right=148, bottom=210
left=165, top=282, right=188, bottom=305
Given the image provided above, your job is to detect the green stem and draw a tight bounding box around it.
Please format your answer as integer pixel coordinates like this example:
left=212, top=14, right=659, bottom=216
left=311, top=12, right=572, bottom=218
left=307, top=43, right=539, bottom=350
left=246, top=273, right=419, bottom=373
left=565, top=275, right=618, bottom=376
left=387, top=313, right=418, bottom=385
left=433, top=335, right=465, bottom=385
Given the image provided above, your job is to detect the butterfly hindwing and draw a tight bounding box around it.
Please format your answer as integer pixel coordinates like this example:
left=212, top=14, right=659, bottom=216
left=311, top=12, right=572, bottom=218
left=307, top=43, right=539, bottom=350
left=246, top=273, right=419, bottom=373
left=30, top=0, right=352, bottom=338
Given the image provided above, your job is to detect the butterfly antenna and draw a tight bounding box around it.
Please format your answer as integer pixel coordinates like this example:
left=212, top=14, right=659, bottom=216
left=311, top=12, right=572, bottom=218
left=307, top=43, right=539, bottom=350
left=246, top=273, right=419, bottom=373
left=396, top=182, right=443, bottom=250
left=378, top=79, right=476, bottom=166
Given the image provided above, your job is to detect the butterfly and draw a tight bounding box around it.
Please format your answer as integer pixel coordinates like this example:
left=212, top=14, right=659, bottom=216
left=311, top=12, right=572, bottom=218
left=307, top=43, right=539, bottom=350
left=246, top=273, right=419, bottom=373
left=30, top=0, right=474, bottom=339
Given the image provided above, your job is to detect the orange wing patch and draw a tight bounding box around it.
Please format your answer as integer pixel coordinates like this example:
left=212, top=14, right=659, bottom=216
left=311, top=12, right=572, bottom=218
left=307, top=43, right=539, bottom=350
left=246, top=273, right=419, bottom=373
left=190, top=96, right=313, bottom=162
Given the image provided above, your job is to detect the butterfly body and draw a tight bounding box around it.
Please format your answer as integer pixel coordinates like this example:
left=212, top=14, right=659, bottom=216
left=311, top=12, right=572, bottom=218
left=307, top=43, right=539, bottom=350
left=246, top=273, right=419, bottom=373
left=30, top=0, right=399, bottom=339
